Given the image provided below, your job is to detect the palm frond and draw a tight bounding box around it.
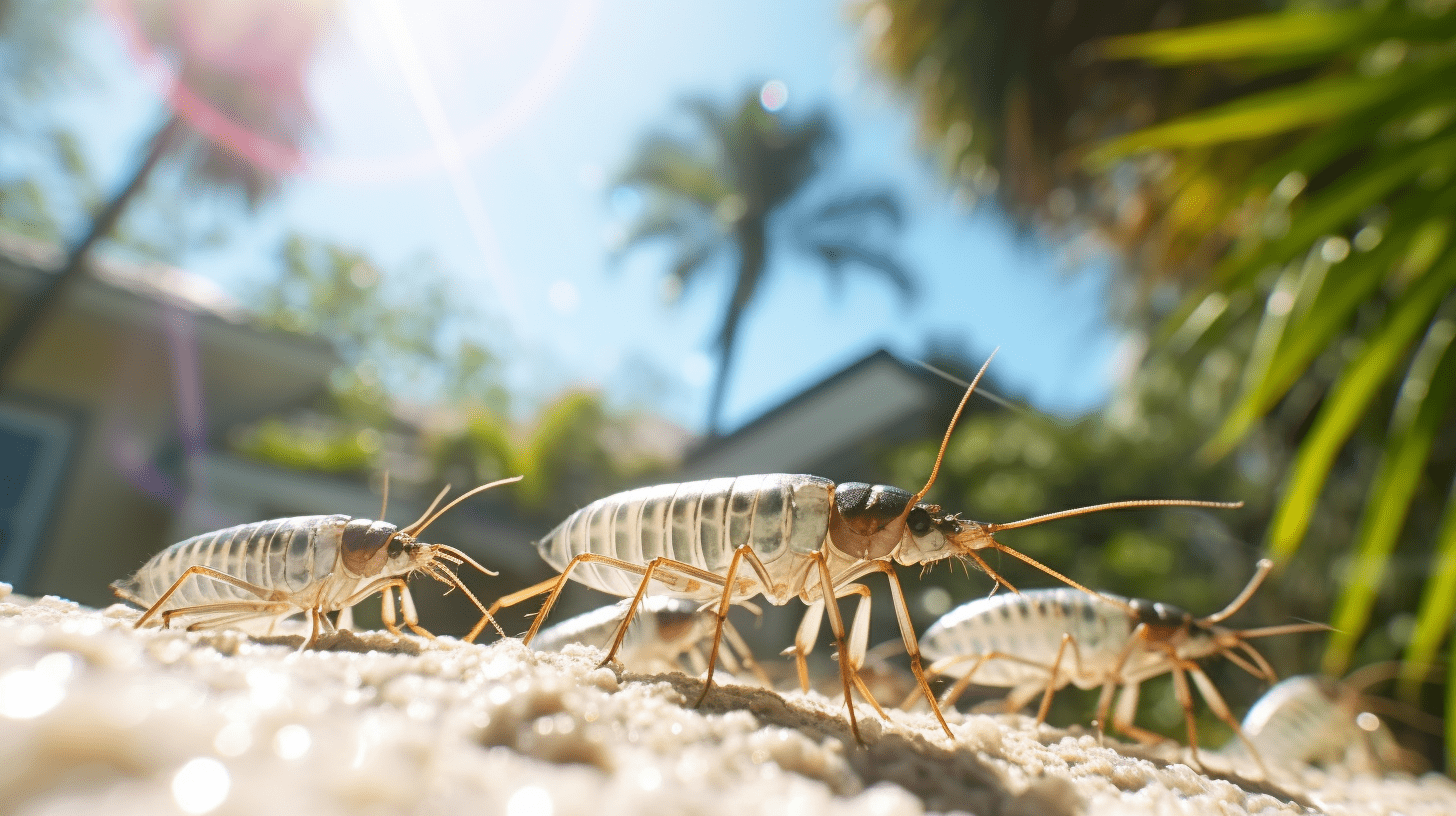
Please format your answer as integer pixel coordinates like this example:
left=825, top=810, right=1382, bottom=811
left=866, top=0, right=1456, bottom=768
left=1099, top=9, right=1379, bottom=65
left=1267, top=254, right=1456, bottom=561
left=804, top=191, right=905, bottom=228
left=666, top=239, right=722, bottom=296
left=1090, top=3, right=1456, bottom=767
left=1088, top=74, right=1403, bottom=165
left=1325, top=306, right=1456, bottom=674
left=1204, top=193, right=1449, bottom=457
left=619, top=142, right=731, bottom=210
left=124, top=0, right=338, bottom=208
left=612, top=209, right=706, bottom=257
left=1402, top=476, right=1456, bottom=697
left=801, top=238, right=916, bottom=302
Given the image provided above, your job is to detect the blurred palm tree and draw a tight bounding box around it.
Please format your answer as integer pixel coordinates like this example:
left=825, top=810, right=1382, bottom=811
left=862, top=0, right=1267, bottom=284
left=0, top=0, right=89, bottom=238
left=0, top=0, right=337, bottom=381
left=1091, top=1, right=1456, bottom=695
left=615, top=90, right=914, bottom=434
left=0, top=0, right=84, bottom=126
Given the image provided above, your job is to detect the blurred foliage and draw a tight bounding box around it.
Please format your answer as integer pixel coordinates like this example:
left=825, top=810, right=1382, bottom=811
left=255, top=234, right=507, bottom=410
left=0, top=1, right=342, bottom=381
left=0, top=0, right=85, bottom=131
left=1, top=2, right=668, bottom=546
left=0, top=0, right=88, bottom=242
left=233, top=416, right=378, bottom=476
left=234, top=234, right=492, bottom=477
left=616, top=88, right=913, bottom=434
left=239, top=234, right=674, bottom=522
left=0, top=176, right=60, bottom=241
left=2, top=0, right=337, bottom=241
left=866, top=0, right=1456, bottom=762
left=116, top=0, right=337, bottom=207
left=1, top=0, right=333, bottom=253
left=429, top=391, right=675, bottom=522
left=861, top=0, right=1271, bottom=281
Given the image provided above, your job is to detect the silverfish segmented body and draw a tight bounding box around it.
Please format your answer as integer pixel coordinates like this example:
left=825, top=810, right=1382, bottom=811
left=533, top=595, right=767, bottom=682
left=919, top=560, right=1328, bottom=773
left=469, top=354, right=1240, bottom=743
left=1226, top=670, right=1436, bottom=773
left=112, top=477, right=519, bottom=647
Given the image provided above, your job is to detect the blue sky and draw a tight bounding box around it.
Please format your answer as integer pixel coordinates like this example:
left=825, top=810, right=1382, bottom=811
left=54, top=0, right=1125, bottom=433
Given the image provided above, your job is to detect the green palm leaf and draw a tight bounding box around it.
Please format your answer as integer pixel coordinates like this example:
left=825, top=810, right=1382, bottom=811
left=1268, top=254, right=1456, bottom=560
left=1403, top=475, right=1456, bottom=701
left=1205, top=200, right=1447, bottom=456
left=1324, top=307, right=1456, bottom=674
left=1098, top=10, right=1374, bottom=65
left=1087, top=74, right=1399, bottom=165
left=1241, top=72, right=1456, bottom=198
left=866, top=0, right=1456, bottom=764
left=1217, top=134, right=1456, bottom=288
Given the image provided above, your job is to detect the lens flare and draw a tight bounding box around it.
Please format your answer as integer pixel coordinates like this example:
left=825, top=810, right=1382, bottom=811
left=759, top=79, right=788, bottom=112
left=99, top=0, right=599, bottom=185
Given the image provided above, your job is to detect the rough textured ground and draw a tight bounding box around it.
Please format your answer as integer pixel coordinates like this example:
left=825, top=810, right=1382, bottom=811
left=2, top=587, right=1453, bottom=816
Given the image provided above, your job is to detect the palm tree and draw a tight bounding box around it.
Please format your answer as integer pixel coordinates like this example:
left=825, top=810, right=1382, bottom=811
left=0, top=0, right=337, bottom=382
left=616, top=90, right=915, bottom=434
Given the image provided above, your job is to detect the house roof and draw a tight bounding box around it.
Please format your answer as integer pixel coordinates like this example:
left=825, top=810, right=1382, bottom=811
left=0, top=230, right=247, bottom=322
left=677, top=349, right=981, bottom=482
left=0, top=229, right=339, bottom=430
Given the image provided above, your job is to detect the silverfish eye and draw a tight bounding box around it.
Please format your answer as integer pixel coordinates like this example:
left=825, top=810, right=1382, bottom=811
left=907, top=506, right=933, bottom=536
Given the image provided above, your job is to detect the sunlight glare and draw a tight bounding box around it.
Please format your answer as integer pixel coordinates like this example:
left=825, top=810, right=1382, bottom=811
left=919, top=586, right=952, bottom=617
left=0, top=668, right=64, bottom=719
left=372, top=0, right=518, bottom=317
left=273, top=723, right=312, bottom=759
left=506, top=785, right=553, bottom=816
left=213, top=721, right=252, bottom=757
left=172, top=758, right=230, bottom=815
left=760, top=79, right=789, bottom=111
left=101, top=0, right=599, bottom=185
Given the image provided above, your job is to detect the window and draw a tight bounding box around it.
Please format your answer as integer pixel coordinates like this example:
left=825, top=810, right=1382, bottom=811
left=0, top=398, right=78, bottom=589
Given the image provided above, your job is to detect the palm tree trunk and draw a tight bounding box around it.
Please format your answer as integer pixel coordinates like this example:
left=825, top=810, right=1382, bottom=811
left=0, top=112, right=184, bottom=385
left=706, top=313, right=739, bottom=437
left=706, top=221, right=767, bottom=436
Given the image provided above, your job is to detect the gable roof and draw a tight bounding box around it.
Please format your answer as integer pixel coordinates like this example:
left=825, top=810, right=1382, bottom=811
left=678, top=349, right=980, bottom=482
left=0, top=229, right=338, bottom=430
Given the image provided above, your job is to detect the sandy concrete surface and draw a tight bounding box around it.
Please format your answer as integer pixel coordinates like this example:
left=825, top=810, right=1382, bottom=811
left=2, top=588, right=1452, bottom=816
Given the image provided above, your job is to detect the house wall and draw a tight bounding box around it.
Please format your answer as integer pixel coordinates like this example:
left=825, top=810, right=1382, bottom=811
left=0, top=247, right=334, bottom=607
left=5, top=301, right=180, bottom=605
